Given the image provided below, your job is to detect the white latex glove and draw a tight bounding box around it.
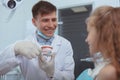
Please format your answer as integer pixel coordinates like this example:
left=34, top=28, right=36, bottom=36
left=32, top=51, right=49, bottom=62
left=39, top=52, right=55, bottom=78
left=14, top=41, right=41, bottom=59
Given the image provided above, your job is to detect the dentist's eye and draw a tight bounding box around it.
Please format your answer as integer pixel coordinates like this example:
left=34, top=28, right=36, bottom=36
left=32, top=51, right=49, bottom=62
left=42, top=19, right=49, bottom=22
left=52, top=18, right=57, bottom=22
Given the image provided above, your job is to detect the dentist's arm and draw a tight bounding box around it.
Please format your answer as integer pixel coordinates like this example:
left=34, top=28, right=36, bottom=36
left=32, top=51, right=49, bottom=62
left=0, top=44, right=20, bottom=75
left=0, top=41, right=41, bottom=75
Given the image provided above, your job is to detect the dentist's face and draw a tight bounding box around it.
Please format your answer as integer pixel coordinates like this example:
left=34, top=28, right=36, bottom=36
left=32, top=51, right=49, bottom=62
left=32, top=11, right=57, bottom=37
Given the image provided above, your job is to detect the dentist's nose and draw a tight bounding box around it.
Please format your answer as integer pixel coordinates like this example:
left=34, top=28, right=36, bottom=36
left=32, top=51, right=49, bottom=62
left=48, top=21, right=54, bottom=27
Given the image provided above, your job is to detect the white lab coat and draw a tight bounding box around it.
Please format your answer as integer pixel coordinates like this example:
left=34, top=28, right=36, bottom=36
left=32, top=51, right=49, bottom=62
left=0, top=34, right=75, bottom=80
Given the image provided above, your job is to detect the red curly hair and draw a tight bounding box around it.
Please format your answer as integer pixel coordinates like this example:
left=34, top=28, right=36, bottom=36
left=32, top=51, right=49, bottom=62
left=87, top=6, right=120, bottom=77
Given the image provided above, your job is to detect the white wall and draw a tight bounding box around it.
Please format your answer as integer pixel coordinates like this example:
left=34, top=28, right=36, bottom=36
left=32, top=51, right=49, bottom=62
left=0, top=0, right=39, bottom=50
left=93, top=0, right=120, bottom=10
left=49, top=0, right=119, bottom=9
left=0, top=0, right=119, bottom=50
left=49, top=0, right=93, bottom=9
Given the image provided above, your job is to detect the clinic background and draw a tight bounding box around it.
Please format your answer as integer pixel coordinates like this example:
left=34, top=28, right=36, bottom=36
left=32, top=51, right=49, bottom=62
left=0, top=0, right=120, bottom=50
left=0, top=0, right=120, bottom=80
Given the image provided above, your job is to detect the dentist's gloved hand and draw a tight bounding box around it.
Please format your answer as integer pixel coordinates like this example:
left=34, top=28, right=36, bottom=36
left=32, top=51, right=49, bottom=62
left=39, top=52, right=55, bottom=78
left=14, top=41, right=41, bottom=59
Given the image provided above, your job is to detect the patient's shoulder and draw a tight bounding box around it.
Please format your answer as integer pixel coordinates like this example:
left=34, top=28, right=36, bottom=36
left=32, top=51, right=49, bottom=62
left=96, top=64, right=117, bottom=80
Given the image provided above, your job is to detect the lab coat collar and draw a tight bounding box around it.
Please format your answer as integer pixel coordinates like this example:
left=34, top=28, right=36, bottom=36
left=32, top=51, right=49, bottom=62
left=51, top=34, right=62, bottom=54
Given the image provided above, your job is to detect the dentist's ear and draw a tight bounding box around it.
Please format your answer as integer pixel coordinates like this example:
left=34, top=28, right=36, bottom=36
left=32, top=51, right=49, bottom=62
left=32, top=18, right=37, bottom=27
